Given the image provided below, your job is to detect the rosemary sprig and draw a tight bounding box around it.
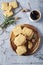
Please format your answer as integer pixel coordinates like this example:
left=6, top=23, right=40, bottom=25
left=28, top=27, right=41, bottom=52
left=0, top=16, right=16, bottom=29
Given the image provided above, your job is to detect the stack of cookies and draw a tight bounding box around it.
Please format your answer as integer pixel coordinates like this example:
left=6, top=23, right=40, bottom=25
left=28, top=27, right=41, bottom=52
left=1, top=2, right=18, bottom=17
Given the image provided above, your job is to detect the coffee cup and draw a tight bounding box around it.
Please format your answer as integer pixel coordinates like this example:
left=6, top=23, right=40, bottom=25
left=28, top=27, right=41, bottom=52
left=29, top=10, right=41, bottom=22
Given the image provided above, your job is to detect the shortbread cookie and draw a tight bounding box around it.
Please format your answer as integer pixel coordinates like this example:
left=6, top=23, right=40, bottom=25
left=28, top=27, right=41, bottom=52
left=1, top=2, right=9, bottom=10
left=22, top=27, right=34, bottom=40
left=9, top=2, right=18, bottom=9
left=14, top=34, right=26, bottom=46
left=28, top=41, right=33, bottom=49
left=12, top=26, right=22, bottom=36
left=3, top=10, right=13, bottom=17
left=16, top=45, right=27, bottom=55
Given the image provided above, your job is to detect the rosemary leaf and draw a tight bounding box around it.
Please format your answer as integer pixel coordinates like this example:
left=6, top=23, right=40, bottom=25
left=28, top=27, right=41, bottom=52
left=0, top=16, right=16, bottom=29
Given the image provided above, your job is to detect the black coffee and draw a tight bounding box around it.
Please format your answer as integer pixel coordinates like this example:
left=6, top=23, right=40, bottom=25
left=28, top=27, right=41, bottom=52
left=30, top=10, right=40, bottom=20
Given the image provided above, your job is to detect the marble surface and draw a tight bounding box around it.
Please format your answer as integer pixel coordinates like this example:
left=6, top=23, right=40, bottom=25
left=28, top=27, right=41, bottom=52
left=0, top=0, right=43, bottom=65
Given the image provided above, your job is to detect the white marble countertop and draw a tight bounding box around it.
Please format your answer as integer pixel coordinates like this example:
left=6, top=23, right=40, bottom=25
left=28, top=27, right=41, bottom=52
left=0, top=0, right=43, bottom=65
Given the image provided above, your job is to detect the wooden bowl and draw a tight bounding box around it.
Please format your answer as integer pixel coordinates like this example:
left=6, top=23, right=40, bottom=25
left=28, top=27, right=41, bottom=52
left=10, top=24, right=40, bottom=55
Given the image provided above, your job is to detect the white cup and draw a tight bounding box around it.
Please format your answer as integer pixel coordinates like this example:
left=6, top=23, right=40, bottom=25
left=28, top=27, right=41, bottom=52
left=26, top=3, right=41, bottom=22
left=29, top=10, right=41, bottom=22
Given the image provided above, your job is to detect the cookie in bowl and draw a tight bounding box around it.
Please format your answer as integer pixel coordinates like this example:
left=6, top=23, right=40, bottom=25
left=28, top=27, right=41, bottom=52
left=22, top=27, right=34, bottom=40
left=28, top=41, right=33, bottom=49
left=12, top=26, right=22, bottom=36
left=10, top=24, right=40, bottom=55
left=14, top=34, right=26, bottom=46
left=16, top=45, right=27, bottom=55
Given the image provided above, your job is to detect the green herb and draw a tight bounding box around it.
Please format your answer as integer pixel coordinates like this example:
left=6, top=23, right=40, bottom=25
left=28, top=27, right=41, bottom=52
left=0, top=16, right=16, bottom=29
left=32, top=34, right=37, bottom=39
left=32, top=34, right=35, bottom=39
